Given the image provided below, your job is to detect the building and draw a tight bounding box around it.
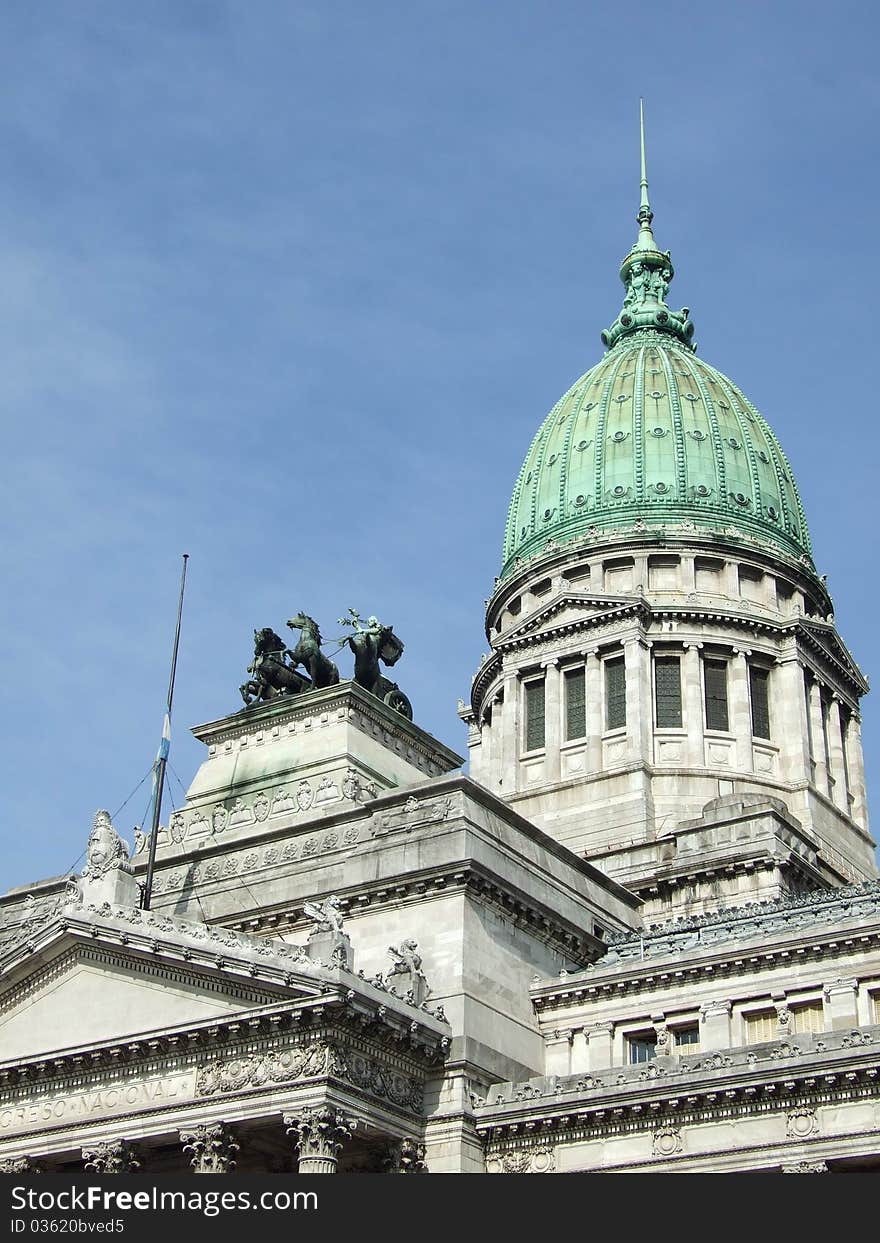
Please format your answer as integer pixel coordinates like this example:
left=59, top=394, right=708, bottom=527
left=1, top=126, right=878, bottom=1175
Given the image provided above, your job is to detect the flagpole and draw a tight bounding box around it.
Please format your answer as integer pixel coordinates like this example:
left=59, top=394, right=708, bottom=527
left=142, top=554, right=189, bottom=911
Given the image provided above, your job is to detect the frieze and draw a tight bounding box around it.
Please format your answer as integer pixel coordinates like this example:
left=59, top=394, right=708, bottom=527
left=370, top=795, right=454, bottom=837
left=151, top=821, right=365, bottom=893
left=0, top=1071, right=195, bottom=1136
left=486, top=1146, right=556, bottom=1174
left=196, top=1040, right=424, bottom=1115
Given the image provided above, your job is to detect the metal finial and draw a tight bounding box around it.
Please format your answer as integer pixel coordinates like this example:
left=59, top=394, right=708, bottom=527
left=636, top=98, right=656, bottom=247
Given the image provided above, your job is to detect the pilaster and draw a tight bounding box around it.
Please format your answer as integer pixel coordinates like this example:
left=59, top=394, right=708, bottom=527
left=585, top=1021, right=614, bottom=1071
left=683, top=642, right=704, bottom=766
left=730, top=649, right=752, bottom=771
left=584, top=650, right=602, bottom=775
left=542, top=658, right=561, bottom=782
left=823, top=978, right=859, bottom=1030
left=775, top=656, right=812, bottom=785
left=699, top=999, right=731, bottom=1051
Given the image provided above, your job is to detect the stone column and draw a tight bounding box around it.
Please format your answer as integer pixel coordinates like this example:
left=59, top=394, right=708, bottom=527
left=384, top=1138, right=428, bottom=1173
left=730, top=650, right=752, bottom=772
left=584, top=650, right=602, bottom=775
left=0, top=1157, right=40, bottom=1174
left=683, top=642, right=704, bottom=766
left=845, top=714, right=868, bottom=827
left=284, top=1107, right=358, bottom=1174
left=699, top=999, right=732, bottom=1051
left=624, top=636, right=651, bottom=764
left=824, top=978, right=859, bottom=1030
left=585, top=1021, right=614, bottom=1071
left=826, top=696, right=849, bottom=812
left=180, top=1123, right=239, bottom=1174
left=82, top=1140, right=141, bottom=1174
left=542, top=658, right=561, bottom=782
left=775, top=657, right=812, bottom=786
left=807, top=678, right=829, bottom=795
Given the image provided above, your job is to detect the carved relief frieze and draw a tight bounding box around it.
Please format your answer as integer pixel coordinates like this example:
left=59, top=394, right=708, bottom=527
left=370, top=795, right=454, bottom=837
left=487, top=1147, right=556, bottom=1174
left=195, top=1038, right=424, bottom=1115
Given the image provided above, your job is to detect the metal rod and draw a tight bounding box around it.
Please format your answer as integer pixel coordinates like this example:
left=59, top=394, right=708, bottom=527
left=142, top=554, right=189, bottom=910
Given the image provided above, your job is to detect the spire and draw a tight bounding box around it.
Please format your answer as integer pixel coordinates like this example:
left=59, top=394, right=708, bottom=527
left=636, top=98, right=656, bottom=250
left=601, top=102, right=696, bottom=352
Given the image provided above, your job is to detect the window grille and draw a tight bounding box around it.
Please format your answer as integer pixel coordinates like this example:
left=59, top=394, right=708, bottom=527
left=605, top=657, right=626, bottom=730
left=655, top=655, right=683, bottom=728
left=524, top=679, right=545, bottom=751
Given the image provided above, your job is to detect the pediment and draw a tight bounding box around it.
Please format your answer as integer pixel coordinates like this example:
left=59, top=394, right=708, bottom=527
left=795, top=619, right=869, bottom=695
left=502, top=592, right=643, bottom=646
left=0, top=909, right=322, bottom=1062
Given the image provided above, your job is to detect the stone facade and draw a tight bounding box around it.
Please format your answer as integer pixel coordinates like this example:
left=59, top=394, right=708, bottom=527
left=1, top=146, right=878, bottom=1175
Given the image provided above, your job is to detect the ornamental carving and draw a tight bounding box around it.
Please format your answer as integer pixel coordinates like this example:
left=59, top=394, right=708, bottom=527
left=195, top=1042, right=423, bottom=1114
left=0, top=1157, right=40, bottom=1174
left=492, top=1147, right=556, bottom=1174
left=283, top=1106, right=358, bottom=1164
left=781, top=1161, right=828, bottom=1174
left=296, top=780, right=314, bottom=812
left=384, top=1137, right=428, bottom=1174
left=180, top=1122, right=239, bottom=1174
left=652, top=1125, right=683, bottom=1158
left=196, top=1043, right=331, bottom=1096
left=786, top=1107, right=819, bottom=1139
left=82, top=1140, right=141, bottom=1174
left=83, top=811, right=132, bottom=880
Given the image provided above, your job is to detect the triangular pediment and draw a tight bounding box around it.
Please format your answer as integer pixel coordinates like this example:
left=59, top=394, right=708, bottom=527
left=0, top=908, right=322, bottom=1062
left=795, top=619, right=869, bottom=695
left=502, top=592, right=644, bottom=646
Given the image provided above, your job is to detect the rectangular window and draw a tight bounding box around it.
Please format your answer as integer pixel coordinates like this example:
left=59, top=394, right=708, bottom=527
left=673, top=1026, right=700, bottom=1051
left=655, top=655, right=683, bottom=728
left=744, top=1010, right=777, bottom=1043
left=564, top=668, right=586, bottom=740
left=749, top=664, right=771, bottom=739
left=604, top=657, right=626, bottom=731
left=873, top=995, right=880, bottom=1025
left=524, top=679, right=546, bottom=751
left=790, top=1002, right=824, bottom=1035
left=704, top=658, right=729, bottom=731
left=627, top=1034, right=657, bottom=1064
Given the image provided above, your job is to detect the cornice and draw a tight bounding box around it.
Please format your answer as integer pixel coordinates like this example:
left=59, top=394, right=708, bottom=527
left=475, top=1025, right=880, bottom=1142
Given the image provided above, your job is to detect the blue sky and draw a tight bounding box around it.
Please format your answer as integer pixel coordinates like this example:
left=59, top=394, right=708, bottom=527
left=1, top=1, right=878, bottom=890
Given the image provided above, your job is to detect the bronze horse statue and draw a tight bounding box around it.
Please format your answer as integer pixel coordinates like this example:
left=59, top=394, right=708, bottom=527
left=240, top=627, right=311, bottom=706
left=286, top=613, right=340, bottom=688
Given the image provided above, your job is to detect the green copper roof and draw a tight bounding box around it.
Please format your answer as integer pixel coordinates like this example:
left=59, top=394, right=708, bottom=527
left=501, top=106, right=811, bottom=579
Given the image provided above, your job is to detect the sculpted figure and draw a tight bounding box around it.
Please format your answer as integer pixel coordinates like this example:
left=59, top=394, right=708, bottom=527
left=338, top=608, right=412, bottom=719
left=286, top=613, right=340, bottom=688
left=240, top=627, right=311, bottom=706
left=384, top=938, right=431, bottom=1004
left=303, top=895, right=345, bottom=935
left=83, top=811, right=132, bottom=879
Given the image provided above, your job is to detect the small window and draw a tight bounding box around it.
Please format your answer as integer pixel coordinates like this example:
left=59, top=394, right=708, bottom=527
left=564, top=668, right=586, bottom=740
left=749, top=665, right=771, bottom=739
left=744, top=1010, right=777, bottom=1043
left=673, top=1026, right=700, bottom=1050
left=605, top=657, right=626, bottom=731
left=873, top=995, right=880, bottom=1025
left=655, top=655, right=683, bottom=728
left=704, top=658, right=729, bottom=731
left=790, top=1002, right=824, bottom=1035
left=627, top=1034, right=657, bottom=1064
left=524, top=679, right=546, bottom=751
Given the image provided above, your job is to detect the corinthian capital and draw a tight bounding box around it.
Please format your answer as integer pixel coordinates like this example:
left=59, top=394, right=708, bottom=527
left=180, top=1122, right=239, bottom=1174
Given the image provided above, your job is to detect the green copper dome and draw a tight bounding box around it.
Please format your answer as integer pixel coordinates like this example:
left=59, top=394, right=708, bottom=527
left=501, top=108, right=812, bottom=579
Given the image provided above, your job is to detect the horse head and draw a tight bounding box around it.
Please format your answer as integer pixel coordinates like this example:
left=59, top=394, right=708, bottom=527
left=287, top=613, right=320, bottom=642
